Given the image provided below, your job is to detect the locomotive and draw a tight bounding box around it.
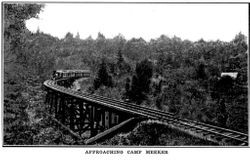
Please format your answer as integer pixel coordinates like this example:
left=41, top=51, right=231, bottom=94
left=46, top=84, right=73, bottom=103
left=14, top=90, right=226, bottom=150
left=52, top=70, right=90, bottom=80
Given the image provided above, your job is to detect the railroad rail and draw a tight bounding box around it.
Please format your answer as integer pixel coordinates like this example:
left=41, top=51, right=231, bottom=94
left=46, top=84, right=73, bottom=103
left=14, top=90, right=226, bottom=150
left=43, top=77, right=248, bottom=146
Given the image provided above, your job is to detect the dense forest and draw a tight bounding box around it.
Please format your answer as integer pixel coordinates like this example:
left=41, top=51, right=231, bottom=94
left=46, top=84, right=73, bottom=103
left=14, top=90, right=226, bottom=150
left=3, top=4, right=248, bottom=145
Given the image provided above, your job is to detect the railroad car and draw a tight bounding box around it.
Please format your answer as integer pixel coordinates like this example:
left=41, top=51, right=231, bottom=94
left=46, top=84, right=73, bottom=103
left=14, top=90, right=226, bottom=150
left=52, top=70, right=90, bottom=80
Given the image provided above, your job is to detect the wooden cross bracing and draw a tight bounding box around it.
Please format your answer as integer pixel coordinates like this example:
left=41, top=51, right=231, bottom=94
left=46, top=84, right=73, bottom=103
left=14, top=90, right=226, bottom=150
left=45, top=90, right=130, bottom=138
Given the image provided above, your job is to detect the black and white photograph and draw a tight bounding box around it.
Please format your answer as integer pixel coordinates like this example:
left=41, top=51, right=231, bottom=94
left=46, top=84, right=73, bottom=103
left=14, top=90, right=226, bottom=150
left=1, top=1, right=249, bottom=150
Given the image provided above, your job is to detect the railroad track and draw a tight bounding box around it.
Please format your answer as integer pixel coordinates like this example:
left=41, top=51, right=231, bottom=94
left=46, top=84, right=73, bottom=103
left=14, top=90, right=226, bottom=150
left=44, top=79, right=248, bottom=146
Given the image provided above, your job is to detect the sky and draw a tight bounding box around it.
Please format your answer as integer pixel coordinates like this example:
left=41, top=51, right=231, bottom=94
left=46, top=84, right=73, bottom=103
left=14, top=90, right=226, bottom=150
left=26, top=3, right=248, bottom=42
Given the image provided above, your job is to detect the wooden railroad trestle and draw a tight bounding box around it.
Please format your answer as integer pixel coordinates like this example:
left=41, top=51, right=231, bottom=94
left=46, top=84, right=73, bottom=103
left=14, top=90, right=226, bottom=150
left=45, top=88, right=131, bottom=138
left=43, top=77, right=249, bottom=146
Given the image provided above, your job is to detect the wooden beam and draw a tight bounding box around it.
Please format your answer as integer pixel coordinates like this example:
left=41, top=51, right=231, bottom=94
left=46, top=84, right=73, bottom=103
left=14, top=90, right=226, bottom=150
left=44, top=91, right=49, bottom=104
left=49, top=93, right=53, bottom=108
left=89, top=105, right=95, bottom=136
left=78, top=101, right=84, bottom=130
left=85, top=117, right=136, bottom=145
left=45, top=112, right=84, bottom=142
left=54, top=94, right=59, bottom=119
left=61, top=96, right=66, bottom=124
left=109, top=111, right=112, bottom=128
left=69, top=99, right=74, bottom=130
left=101, top=110, right=105, bottom=131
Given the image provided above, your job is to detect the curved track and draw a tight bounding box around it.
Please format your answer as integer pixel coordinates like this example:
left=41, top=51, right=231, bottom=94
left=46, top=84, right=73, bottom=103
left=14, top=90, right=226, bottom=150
left=44, top=79, right=248, bottom=146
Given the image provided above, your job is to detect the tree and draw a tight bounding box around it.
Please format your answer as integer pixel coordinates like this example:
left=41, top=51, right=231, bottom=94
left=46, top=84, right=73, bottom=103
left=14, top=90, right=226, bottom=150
left=155, top=94, right=163, bottom=110
left=117, top=49, right=124, bottom=65
left=4, top=3, right=44, bottom=86
left=93, top=59, right=113, bottom=89
left=4, top=3, right=43, bottom=145
left=216, top=75, right=234, bottom=94
left=129, top=59, right=153, bottom=104
left=123, top=38, right=150, bottom=62
left=116, top=49, right=131, bottom=76
left=75, top=32, right=80, bottom=39
left=124, top=77, right=131, bottom=99
left=116, top=49, right=124, bottom=76
left=24, top=32, right=57, bottom=80
left=217, top=99, right=228, bottom=127
left=231, top=32, right=248, bottom=55
left=213, top=76, right=235, bottom=128
left=4, top=3, right=43, bottom=70
left=229, top=33, right=248, bottom=85
left=64, top=32, right=74, bottom=40
left=155, top=52, right=173, bottom=75
left=196, top=62, right=207, bottom=80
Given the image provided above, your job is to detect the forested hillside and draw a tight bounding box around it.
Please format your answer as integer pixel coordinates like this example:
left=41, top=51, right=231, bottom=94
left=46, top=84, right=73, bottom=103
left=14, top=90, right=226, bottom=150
left=3, top=4, right=248, bottom=145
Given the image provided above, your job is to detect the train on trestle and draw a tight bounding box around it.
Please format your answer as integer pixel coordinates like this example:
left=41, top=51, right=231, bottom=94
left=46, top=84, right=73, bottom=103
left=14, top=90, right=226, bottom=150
left=52, top=70, right=90, bottom=80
